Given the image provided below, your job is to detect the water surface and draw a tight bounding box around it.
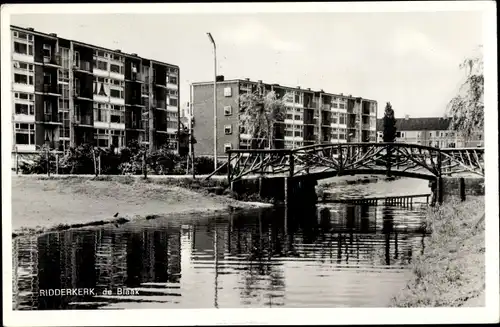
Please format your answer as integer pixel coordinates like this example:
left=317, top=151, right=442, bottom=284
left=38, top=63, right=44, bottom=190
left=13, top=200, right=428, bottom=310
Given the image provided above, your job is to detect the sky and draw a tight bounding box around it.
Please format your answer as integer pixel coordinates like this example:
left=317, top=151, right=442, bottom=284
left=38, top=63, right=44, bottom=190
left=11, top=11, right=483, bottom=118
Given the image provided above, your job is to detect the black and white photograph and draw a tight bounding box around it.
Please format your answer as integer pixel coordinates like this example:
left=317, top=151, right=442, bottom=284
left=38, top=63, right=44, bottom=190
left=1, top=2, right=498, bottom=326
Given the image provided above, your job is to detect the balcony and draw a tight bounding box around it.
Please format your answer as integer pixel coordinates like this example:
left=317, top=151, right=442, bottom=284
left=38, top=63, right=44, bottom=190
left=74, top=60, right=92, bottom=73
left=73, top=88, right=93, bottom=100
left=131, top=72, right=143, bottom=82
left=126, top=117, right=143, bottom=130
left=129, top=95, right=143, bottom=106
left=74, top=115, right=92, bottom=126
left=43, top=54, right=61, bottom=66
left=43, top=84, right=61, bottom=95
left=41, top=113, right=60, bottom=124
left=156, top=123, right=168, bottom=132
left=153, top=100, right=167, bottom=110
left=154, top=76, right=167, bottom=87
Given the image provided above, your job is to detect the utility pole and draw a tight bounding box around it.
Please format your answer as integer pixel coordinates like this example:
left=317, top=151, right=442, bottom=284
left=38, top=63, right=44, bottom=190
left=188, top=85, right=196, bottom=178
left=207, top=32, right=218, bottom=171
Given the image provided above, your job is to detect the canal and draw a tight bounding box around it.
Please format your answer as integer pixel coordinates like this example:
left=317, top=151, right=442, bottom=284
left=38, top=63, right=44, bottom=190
left=12, top=178, right=431, bottom=310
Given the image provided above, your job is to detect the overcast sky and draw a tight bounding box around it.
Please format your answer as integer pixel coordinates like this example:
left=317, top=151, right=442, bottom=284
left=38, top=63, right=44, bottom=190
left=11, top=11, right=483, bottom=118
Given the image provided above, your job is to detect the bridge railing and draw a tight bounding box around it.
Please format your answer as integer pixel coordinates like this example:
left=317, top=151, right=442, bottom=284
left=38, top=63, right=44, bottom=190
left=226, top=143, right=485, bottom=183
left=226, top=148, right=294, bottom=181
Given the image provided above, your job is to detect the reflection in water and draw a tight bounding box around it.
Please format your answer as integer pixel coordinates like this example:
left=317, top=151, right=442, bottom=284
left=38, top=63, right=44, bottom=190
left=12, top=203, right=428, bottom=309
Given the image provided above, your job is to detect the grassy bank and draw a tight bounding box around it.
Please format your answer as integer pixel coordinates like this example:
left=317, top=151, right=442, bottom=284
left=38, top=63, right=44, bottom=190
left=11, top=175, right=271, bottom=237
left=391, top=196, right=485, bottom=307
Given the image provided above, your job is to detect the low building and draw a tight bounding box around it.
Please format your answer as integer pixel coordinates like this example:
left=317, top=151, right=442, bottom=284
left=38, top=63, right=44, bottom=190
left=376, top=116, right=483, bottom=148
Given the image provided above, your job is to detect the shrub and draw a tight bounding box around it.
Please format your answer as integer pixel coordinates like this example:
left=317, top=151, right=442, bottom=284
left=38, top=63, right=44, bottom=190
left=18, top=141, right=233, bottom=176
left=20, top=145, right=58, bottom=174
left=194, top=157, right=228, bottom=175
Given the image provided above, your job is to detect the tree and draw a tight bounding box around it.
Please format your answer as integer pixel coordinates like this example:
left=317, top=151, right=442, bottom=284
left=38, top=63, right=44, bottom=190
left=382, top=102, right=397, bottom=142
left=446, top=48, right=484, bottom=142
left=238, top=89, right=291, bottom=149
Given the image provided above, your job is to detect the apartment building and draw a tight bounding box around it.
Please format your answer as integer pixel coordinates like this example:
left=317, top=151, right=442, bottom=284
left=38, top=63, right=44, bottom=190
left=191, top=77, right=377, bottom=157
left=10, top=25, right=180, bottom=153
left=375, top=117, right=484, bottom=148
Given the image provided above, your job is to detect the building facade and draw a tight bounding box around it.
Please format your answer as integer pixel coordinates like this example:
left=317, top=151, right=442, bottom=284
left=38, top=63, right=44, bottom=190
left=191, top=77, right=377, bottom=157
left=376, top=117, right=484, bottom=148
left=10, top=25, right=180, bottom=153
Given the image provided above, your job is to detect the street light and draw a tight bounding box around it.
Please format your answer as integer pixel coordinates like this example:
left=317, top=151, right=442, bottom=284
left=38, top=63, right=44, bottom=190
left=207, top=32, right=218, bottom=171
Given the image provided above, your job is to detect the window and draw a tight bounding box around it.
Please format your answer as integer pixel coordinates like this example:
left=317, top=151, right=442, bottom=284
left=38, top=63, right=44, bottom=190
left=94, top=103, right=109, bottom=122
left=294, top=115, right=301, bottom=120
left=42, top=44, right=51, bottom=58
left=15, top=123, right=35, bottom=145
left=94, top=60, right=108, bottom=71
left=224, top=125, right=232, bottom=135
left=168, top=76, right=177, bottom=84
left=15, top=92, right=34, bottom=101
left=224, top=143, right=232, bottom=152
left=295, top=92, right=303, bottom=104
left=110, top=89, right=123, bottom=98
left=110, top=64, right=121, bottom=74
left=339, top=103, right=345, bottom=109
left=286, top=114, right=293, bottom=120
left=94, top=129, right=110, bottom=147
left=59, top=99, right=69, bottom=110
left=110, top=111, right=124, bottom=123
left=14, top=62, right=34, bottom=71
left=13, top=31, right=33, bottom=42
left=169, top=98, right=178, bottom=106
left=294, top=130, right=302, bottom=137
left=14, top=42, right=28, bottom=55
left=332, top=103, right=338, bottom=108
left=43, top=72, right=51, bottom=85
left=224, top=87, right=232, bottom=97
left=167, top=121, right=177, bottom=129
left=339, top=113, right=346, bottom=125
left=15, top=103, right=34, bottom=115
left=400, top=132, right=405, bottom=138
left=224, top=106, right=232, bottom=116
left=14, top=73, right=33, bottom=85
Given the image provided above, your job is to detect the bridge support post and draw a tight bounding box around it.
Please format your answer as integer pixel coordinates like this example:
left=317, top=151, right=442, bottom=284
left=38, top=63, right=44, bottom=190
left=284, top=177, right=290, bottom=206
left=436, top=176, right=444, bottom=205
left=459, top=177, right=466, bottom=202
left=258, top=177, right=264, bottom=199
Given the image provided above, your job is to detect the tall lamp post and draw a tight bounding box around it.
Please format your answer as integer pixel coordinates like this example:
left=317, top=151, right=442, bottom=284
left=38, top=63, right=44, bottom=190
left=207, top=32, right=218, bottom=171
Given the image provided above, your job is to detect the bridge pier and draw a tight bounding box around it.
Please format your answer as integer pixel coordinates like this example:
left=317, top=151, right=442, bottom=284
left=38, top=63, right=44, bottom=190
left=285, top=177, right=318, bottom=207
left=440, top=176, right=484, bottom=203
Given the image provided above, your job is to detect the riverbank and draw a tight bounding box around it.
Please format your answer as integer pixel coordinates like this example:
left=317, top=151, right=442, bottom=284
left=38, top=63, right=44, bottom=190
left=11, top=175, right=271, bottom=237
left=391, top=196, right=485, bottom=307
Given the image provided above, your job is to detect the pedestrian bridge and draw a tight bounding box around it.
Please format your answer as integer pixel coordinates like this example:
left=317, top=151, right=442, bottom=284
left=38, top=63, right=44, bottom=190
left=226, top=143, right=484, bottom=183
